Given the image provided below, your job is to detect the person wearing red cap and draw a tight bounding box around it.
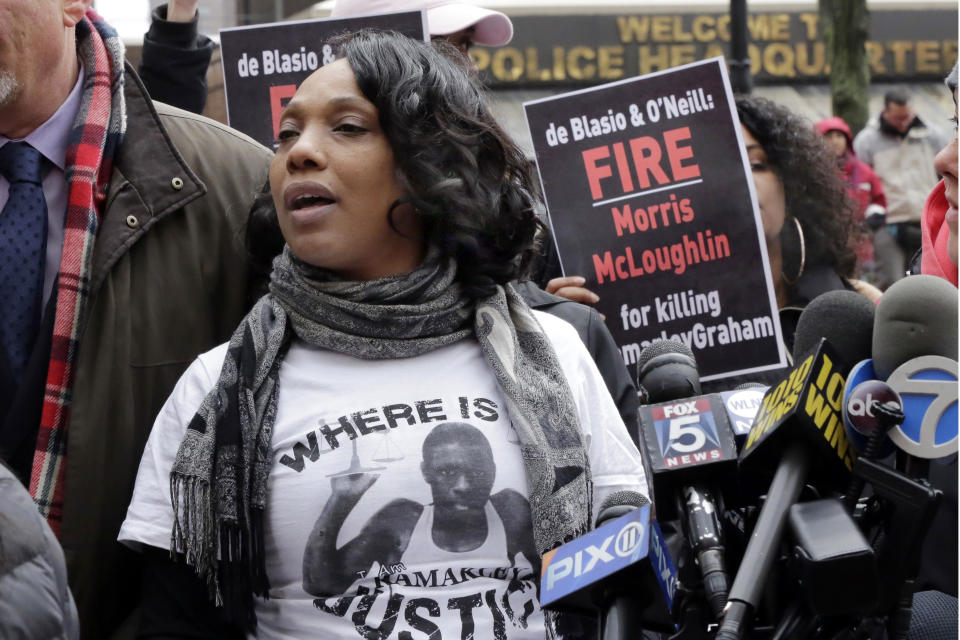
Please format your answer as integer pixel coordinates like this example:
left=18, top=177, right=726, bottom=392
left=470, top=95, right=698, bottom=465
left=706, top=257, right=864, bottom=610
left=815, top=116, right=892, bottom=287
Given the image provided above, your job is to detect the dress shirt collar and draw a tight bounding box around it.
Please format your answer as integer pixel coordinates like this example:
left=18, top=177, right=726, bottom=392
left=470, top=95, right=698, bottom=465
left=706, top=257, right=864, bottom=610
left=0, top=63, right=85, bottom=171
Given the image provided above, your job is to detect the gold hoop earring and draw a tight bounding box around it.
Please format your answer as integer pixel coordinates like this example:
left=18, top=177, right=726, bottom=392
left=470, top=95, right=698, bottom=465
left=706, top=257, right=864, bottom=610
left=782, top=216, right=806, bottom=286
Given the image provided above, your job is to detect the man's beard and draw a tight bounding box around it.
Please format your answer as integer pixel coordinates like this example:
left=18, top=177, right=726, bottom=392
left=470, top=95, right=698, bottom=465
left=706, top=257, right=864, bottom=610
left=0, top=70, right=21, bottom=108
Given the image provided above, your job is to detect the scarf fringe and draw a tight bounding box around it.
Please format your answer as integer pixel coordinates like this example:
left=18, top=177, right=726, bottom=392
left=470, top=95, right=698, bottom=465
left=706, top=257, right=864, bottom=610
left=170, top=473, right=270, bottom=629
left=218, top=522, right=256, bottom=629
left=170, top=475, right=220, bottom=603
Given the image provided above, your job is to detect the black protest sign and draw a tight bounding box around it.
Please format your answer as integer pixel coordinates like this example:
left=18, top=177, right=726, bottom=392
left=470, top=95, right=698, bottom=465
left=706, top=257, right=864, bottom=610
left=219, top=12, right=427, bottom=148
left=524, top=58, right=786, bottom=382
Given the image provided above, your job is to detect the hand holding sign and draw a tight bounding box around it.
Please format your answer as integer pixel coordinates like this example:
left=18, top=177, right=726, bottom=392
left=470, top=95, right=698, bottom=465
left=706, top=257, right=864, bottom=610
left=545, top=276, right=599, bottom=305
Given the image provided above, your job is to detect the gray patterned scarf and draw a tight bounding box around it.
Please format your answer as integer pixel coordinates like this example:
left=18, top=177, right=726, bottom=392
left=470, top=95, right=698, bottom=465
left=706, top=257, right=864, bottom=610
left=169, top=246, right=592, bottom=629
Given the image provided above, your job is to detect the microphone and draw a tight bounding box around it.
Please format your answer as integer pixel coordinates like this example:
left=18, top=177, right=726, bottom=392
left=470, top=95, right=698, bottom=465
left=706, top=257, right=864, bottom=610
left=868, top=275, right=959, bottom=469
left=841, top=359, right=900, bottom=461
left=872, top=275, right=958, bottom=380
left=640, top=394, right=738, bottom=619
left=835, top=276, right=957, bottom=638
left=841, top=374, right=905, bottom=510
left=793, top=290, right=876, bottom=366
left=636, top=340, right=700, bottom=404
left=720, top=383, right=769, bottom=450
left=637, top=340, right=737, bottom=620
left=840, top=275, right=958, bottom=472
left=786, top=498, right=879, bottom=616
left=718, top=291, right=875, bottom=640
left=539, top=491, right=678, bottom=636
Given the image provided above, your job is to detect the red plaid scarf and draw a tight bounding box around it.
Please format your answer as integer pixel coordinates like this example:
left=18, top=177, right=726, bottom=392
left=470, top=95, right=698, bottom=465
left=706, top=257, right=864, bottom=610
left=29, top=11, right=126, bottom=533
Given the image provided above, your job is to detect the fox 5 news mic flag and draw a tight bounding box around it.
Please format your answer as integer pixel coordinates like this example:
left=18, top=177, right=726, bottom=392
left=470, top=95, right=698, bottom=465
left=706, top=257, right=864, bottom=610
left=640, top=395, right=739, bottom=518
left=524, top=58, right=786, bottom=382
left=219, top=11, right=427, bottom=148
left=639, top=394, right=739, bottom=617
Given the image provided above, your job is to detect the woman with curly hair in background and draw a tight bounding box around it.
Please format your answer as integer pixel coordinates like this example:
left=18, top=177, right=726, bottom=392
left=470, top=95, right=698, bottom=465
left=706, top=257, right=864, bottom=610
left=735, top=95, right=865, bottom=349
left=118, top=30, right=646, bottom=639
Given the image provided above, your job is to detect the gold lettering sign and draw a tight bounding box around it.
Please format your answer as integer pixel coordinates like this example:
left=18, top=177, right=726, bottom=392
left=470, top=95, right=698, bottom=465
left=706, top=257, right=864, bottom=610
left=472, top=10, right=958, bottom=87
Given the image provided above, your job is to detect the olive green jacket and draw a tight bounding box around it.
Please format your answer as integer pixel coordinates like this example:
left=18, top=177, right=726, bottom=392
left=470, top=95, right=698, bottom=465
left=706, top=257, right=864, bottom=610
left=59, top=66, right=271, bottom=639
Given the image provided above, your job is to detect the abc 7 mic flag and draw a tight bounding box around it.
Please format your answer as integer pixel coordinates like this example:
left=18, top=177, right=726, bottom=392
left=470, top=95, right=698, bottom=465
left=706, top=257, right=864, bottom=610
left=885, top=355, right=958, bottom=460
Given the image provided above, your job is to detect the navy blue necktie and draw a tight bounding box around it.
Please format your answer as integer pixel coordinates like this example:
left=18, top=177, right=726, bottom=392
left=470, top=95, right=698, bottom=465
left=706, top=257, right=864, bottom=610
left=0, top=141, right=48, bottom=378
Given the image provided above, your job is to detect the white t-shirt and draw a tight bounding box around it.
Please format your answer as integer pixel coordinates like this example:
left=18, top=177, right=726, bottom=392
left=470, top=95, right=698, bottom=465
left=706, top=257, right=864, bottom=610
left=119, top=311, right=647, bottom=640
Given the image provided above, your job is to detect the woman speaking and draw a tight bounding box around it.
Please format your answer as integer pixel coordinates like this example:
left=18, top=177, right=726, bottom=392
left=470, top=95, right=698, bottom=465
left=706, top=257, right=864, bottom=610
left=119, top=30, right=646, bottom=639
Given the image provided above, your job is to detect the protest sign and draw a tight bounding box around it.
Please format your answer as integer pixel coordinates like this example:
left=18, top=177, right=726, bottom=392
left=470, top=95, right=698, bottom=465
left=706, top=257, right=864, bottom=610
left=220, top=11, right=427, bottom=148
left=524, top=58, right=786, bottom=382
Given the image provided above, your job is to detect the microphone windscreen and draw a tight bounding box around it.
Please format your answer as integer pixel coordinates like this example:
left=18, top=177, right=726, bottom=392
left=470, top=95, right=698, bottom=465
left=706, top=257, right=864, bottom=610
left=636, top=340, right=701, bottom=403
left=598, top=490, right=650, bottom=512
left=596, top=490, right=650, bottom=527
left=873, top=275, right=959, bottom=379
left=793, top=290, right=875, bottom=367
left=908, top=590, right=959, bottom=640
left=636, top=339, right=696, bottom=372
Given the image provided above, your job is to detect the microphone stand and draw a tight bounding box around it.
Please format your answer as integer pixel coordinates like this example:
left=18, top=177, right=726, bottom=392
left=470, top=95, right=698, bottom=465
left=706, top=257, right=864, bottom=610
left=852, top=459, right=941, bottom=640
left=716, top=445, right=811, bottom=640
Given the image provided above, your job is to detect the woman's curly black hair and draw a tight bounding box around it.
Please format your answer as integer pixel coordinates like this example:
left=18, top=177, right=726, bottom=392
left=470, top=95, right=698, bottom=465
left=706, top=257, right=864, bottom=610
left=735, top=95, right=858, bottom=281
left=328, top=29, right=545, bottom=298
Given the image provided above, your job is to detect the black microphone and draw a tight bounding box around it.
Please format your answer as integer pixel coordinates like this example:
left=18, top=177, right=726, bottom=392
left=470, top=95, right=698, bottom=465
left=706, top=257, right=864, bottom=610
left=717, top=291, right=875, bottom=640
left=637, top=340, right=737, bottom=620
left=595, top=491, right=656, bottom=640
left=539, top=490, right=678, bottom=636
left=793, top=290, right=876, bottom=366
left=636, top=340, right=700, bottom=404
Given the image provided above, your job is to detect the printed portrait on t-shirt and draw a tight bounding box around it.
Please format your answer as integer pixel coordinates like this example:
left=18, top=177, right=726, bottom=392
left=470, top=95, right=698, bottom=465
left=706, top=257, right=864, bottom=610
left=303, top=422, right=536, bottom=601
left=268, top=381, right=544, bottom=640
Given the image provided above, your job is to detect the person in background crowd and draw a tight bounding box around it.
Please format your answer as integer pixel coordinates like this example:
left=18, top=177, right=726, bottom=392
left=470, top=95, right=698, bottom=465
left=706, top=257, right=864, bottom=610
left=853, top=89, right=950, bottom=281
left=119, top=30, right=647, bottom=639
left=138, top=0, right=211, bottom=114
left=732, top=96, right=860, bottom=357
left=816, top=116, right=896, bottom=289
left=0, top=460, right=79, bottom=640
left=0, top=0, right=271, bottom=637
